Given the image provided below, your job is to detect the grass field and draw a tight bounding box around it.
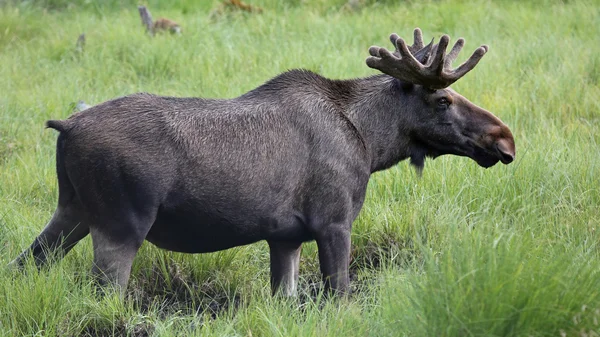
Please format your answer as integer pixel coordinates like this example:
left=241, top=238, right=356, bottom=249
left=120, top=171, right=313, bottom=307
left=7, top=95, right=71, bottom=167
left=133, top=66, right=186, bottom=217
left=1, top=0, right=599, bottom=336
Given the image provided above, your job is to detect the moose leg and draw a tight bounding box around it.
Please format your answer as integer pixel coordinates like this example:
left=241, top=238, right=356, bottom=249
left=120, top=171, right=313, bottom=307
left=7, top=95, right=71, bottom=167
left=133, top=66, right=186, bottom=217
left=315, top=227, right=351, bottom=295
left=268, top=240, right=302, bottom=296
left=89, top=208, right=156, bottom=295
left=89, top=225, right=146, bottom=295
left=10, top=205, right=89, bottom=268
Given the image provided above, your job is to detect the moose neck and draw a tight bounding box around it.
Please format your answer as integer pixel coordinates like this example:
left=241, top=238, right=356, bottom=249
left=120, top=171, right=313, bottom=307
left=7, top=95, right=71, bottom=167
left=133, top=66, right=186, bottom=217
left=341, top=75, right=414, bottom=173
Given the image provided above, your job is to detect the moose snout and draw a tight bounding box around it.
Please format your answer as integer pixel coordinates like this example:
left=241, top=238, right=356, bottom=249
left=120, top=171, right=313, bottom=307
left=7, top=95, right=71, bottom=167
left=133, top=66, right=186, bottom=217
left=495, top=138, right=515, bottom=164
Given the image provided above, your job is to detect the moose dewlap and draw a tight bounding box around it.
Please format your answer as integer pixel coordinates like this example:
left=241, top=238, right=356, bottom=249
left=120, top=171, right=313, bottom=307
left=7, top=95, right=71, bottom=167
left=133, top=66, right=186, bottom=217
left=11, top=28, right=514, bottom=296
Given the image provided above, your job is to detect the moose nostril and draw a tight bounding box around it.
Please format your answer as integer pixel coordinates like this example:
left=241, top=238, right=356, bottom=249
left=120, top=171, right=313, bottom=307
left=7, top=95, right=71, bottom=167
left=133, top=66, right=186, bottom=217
left=496, top=143, right=514, bottom=164
left=501, top=151, right=514, bottom=164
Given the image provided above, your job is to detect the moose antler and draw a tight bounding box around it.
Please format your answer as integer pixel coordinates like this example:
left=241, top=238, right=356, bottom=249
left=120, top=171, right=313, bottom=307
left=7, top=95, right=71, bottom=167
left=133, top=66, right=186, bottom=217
left=366, top=28, right=488, bottom=89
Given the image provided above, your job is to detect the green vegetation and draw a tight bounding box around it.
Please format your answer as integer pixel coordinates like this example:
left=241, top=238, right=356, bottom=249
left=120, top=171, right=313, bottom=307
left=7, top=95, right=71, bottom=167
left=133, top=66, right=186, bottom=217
left=1, top=0, right=599, bottom=336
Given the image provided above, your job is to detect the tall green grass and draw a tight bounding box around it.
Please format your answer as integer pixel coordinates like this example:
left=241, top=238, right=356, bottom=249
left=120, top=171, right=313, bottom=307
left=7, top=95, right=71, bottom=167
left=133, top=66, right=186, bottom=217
left=1, top=0, right=599, bottom=336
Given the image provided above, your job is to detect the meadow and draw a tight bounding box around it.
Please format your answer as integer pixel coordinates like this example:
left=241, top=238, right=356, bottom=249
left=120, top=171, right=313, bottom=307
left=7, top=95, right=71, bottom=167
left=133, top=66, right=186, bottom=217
left=1, top=0, right=599, bottom=336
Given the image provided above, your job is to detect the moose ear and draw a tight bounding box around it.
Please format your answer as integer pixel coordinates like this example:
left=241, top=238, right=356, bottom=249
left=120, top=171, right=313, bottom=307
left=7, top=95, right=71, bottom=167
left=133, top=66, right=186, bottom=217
left=399, top=80, right=414, bottom=92
left=412, top=39, right=434, bottom=64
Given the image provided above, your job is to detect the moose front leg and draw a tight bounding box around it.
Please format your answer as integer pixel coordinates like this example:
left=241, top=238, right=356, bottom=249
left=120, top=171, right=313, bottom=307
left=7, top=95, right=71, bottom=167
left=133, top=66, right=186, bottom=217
left=315, top=227, right=351, bottom=295
left=268, top=240, right=302, bottom=296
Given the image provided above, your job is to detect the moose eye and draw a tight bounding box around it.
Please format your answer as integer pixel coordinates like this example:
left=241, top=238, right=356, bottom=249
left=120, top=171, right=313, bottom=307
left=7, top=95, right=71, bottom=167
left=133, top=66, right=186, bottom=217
left=437, top=97, right=451, bottom=107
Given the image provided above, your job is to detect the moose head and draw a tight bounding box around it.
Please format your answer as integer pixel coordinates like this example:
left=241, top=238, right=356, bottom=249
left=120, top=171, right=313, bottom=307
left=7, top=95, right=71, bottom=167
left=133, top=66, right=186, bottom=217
left=363, top=28, right=515, bottom=173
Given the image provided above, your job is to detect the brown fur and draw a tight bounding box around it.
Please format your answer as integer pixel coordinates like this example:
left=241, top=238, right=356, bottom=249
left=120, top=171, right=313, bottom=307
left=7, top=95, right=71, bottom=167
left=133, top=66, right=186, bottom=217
left=153, top=18, right=181, bottom=34
left=225, top=0, right=263, bottom=13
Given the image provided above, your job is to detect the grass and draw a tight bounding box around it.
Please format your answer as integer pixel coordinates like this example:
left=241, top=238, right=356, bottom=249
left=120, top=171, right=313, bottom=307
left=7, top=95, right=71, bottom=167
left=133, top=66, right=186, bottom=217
left=1, top=0, right=599, bottom=336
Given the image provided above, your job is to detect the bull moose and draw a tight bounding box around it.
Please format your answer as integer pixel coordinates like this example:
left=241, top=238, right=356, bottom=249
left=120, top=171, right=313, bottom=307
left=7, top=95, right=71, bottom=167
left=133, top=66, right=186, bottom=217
left=11, top=29, right=515, bottom=296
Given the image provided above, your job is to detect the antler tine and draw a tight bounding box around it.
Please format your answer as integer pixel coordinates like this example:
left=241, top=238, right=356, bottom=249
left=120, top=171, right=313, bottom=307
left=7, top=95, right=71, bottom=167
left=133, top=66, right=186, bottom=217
left=426, top=34, right=450, bottom=74
left=368, top=45, right=382, bottom=58
left=389, top=28, right=425, bottom=55
left=448, top=45, right=488, bottom=81
left=444, top=38, right=465, bottom=68
left=411, top=28, right=424, bottom=53
left=366, top=28, right=489, bottom=89
left=394, top=36, right=424, bottom=69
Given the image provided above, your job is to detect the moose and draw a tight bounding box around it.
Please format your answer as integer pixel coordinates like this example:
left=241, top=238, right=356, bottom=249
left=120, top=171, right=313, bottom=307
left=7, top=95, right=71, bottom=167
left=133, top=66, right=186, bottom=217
left=11, top=29, right=515, bottom=296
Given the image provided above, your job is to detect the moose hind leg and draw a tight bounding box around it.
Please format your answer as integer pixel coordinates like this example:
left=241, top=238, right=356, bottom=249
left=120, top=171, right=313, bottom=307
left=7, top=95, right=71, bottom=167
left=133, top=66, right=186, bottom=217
left=315, top=227, right=351, bottom=295
left=89, top=211, right=156, bottom=294
left=268, top=240, right=302, bottom=296
left=10, top=205, right=89, bottom=268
